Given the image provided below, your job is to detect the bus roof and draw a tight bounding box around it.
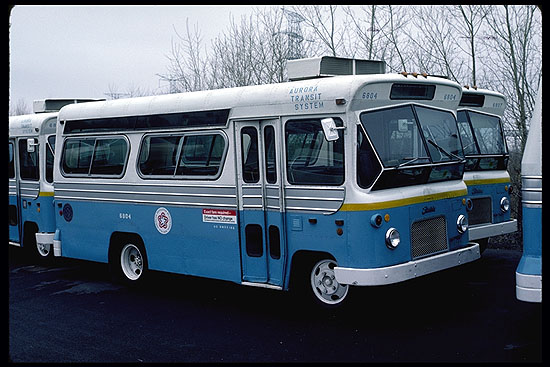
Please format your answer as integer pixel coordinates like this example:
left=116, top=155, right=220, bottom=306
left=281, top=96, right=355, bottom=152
left=458, top=87, right=506, bottom=117
left=9, top=112, right=58, bottom=137
left=58, top=74, right=462, bottom=124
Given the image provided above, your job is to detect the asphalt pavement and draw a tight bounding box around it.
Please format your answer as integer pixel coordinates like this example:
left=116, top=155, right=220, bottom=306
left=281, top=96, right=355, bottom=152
left=9, top=246, right=542, bottom=363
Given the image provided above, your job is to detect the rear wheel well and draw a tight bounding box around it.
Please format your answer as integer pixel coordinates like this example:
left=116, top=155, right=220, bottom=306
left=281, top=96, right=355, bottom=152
left=22, top=221, right=39, bottom=249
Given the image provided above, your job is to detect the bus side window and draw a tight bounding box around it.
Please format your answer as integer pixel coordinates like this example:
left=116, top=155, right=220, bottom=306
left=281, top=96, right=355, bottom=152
left=9, top=142, right=15, bottom=179
left=285, top=119, right=344, bottom=185
left=45, top=136, right=56, bottom=183
left=177, top=134, right=225, bottom=176
left=241, top=127, right=259, bottom=183
left=264, top=126, right=277, bottom=184
left=18, top=139, right=39, bottom=180
left=357, top=126, right=382, bottom=189
left=138, top=136, right=181, bottom=176
left=62, top=137, right=128, bottom=177
left=90, top=138, right=128, bottom=175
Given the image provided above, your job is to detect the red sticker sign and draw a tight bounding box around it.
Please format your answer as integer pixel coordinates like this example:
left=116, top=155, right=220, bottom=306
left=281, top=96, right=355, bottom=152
left=202, top=209, right=237, bottom=224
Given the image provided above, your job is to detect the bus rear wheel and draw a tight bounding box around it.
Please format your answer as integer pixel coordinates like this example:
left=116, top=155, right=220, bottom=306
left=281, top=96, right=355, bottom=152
left=111, top=238, right=148, bottom=285
left=120, top=243, right=145, bottom=281
left=309, top=259, right=349, bottom=307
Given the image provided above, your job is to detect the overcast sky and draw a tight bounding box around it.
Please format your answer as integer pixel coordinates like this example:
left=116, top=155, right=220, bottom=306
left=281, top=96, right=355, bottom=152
left=9, top=5, right=258, bottom=112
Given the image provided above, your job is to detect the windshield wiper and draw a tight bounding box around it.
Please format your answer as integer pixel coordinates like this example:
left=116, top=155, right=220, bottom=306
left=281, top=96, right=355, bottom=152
left=397, top=156, right=430, bottom=168
left=427, top=139, right=465, bottom=162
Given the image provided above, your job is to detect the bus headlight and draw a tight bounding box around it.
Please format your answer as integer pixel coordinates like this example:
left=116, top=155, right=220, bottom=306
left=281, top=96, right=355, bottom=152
left=500, top=197, right=510, bottom=212
left=456, top=214, right=468, bottom=234
left=385, top=228, right=400, bottom=249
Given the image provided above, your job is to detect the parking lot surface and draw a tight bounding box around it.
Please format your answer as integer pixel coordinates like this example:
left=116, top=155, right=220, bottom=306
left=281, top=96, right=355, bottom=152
left=9, top=246, right=541, bottom=363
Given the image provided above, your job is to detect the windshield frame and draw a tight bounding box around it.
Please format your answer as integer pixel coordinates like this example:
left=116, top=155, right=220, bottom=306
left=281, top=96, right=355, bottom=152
left=358, top=103, right=465, bottom=190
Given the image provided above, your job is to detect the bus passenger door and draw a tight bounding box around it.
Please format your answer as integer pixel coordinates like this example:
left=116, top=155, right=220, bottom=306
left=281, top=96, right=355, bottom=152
left=235, top=120, right=286, bottom=287
left=9, top=140, right=21, bottom=244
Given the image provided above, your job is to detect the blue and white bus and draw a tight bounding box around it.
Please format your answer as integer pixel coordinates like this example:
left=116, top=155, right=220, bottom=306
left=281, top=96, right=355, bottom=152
left=52, top=57, right=480, bottom=306
left=457, top=88, right=517, bottom=252
left=516, top=80, right=542, bottom=303
left=9, top=98, right=103, bottom=258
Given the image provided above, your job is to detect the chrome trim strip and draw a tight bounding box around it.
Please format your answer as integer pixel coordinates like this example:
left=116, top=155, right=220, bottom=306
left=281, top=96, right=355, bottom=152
left=241, top=281, right=282, bottom=290
left=468, top=219, right=517, bottom=240
left=54, top=194, right=238, bottom=208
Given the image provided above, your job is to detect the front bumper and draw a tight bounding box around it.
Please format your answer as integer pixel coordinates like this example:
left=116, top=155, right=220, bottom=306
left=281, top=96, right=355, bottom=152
left=516, top=272, right=542, bottom=303
left=468, top=219, right=517, bottom=241
left=335, top=243, right=480, bottom=286
left=35, top=232, right=62, bottom=257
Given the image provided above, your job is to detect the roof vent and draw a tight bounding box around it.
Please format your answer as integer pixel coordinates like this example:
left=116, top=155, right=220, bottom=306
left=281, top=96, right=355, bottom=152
left=33, top=98, right=106, bottom=113
left=287, top=56, right=386, bottom=81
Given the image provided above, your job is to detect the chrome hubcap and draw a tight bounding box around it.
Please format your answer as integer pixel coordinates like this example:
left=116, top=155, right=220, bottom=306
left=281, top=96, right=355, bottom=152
left=310, top=259, right=349, bottom=305
left=120, top=244, right=144, bottom=281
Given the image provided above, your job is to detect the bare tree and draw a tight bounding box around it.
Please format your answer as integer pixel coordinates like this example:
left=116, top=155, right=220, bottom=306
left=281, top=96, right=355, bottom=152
left=160, top=20, right=209, bottom=93
left=484, top=5, right=541, bottom=152
left=105, top=82, right=153, bottom=99
left=291, top=5, right=349, bottom=57
left=9, top=98, right=31, bottom=116
left=408, top=6, right=466, bottom=81
left=161, top=7, right=300, bottom=92
left=344, top=5, right=391, bottom=61
left=450, top=5, right=491, bottom=87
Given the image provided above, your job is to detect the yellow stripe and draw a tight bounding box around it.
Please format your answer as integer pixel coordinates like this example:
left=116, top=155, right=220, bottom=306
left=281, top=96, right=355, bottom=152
left=464, top=178, right=510, bottom=186
left=39, top=191, right=54, bottom=197
left=340, top=189, right=467, bottom=212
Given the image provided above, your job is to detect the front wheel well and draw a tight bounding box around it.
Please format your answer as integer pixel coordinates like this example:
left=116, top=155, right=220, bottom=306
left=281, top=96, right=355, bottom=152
left=289, top=250, right=335, bottom=289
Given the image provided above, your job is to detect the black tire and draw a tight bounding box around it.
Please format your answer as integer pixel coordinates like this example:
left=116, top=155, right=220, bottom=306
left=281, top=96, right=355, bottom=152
left=477, top=238, right=489, bottom=254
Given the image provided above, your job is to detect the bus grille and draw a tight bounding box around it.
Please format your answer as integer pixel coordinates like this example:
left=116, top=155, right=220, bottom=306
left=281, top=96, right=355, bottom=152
left=468, top=197, right=492, bottom=225
left=411, top=216, right=448, bottom=259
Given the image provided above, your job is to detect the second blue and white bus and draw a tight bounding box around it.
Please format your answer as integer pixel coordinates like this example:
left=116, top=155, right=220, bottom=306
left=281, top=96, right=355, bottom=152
left=9, top=98, right=103, bottom=258
left=52, top=57, right=480, bottom=306
left=457, top=88, right=517, bottom=252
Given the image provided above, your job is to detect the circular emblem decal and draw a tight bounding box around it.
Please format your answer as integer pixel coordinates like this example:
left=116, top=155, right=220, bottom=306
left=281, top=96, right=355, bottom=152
left=154, top=207, right=172, bottom=234
left=62, top=203, right=73, bottom=222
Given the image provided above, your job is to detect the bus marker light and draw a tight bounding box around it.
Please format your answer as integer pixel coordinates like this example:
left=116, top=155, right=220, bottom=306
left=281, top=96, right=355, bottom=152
left=465, top=198, right=473, bottom=211
left=370, top=214, right=383, bottom=228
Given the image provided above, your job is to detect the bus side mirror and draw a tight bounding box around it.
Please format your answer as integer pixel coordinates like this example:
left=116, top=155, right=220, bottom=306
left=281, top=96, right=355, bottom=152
left=321, top=118, right=344, bottom=141
left=26, top=138, right=38, bottom=153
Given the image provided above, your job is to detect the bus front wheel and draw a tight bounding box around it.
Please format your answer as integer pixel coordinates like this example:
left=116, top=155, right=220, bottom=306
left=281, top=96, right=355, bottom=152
left=309, top=259, right=349, bottom=307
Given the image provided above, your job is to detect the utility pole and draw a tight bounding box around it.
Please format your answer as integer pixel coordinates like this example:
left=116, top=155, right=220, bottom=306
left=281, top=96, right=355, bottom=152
left=280, top=7, right=306, bottom=60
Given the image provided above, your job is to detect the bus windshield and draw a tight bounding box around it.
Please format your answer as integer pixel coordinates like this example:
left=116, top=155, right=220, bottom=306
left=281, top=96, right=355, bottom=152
left=457, top=111, right=507, bottom=155
left=457, top=110, right=508, bottom=171
left=360, top=105, right=463, bottom=167
left=359, top=105, right=464, bottom=190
